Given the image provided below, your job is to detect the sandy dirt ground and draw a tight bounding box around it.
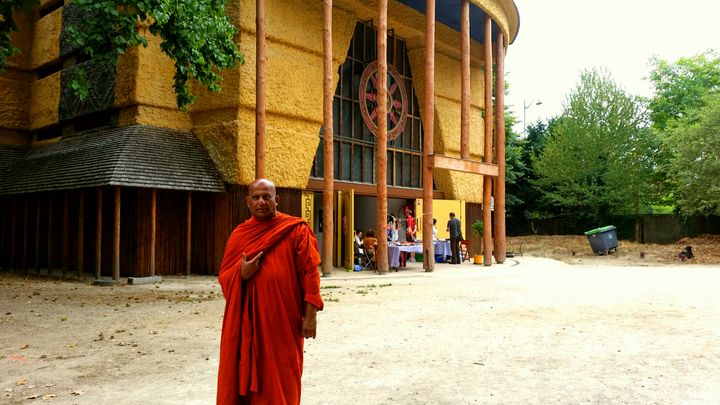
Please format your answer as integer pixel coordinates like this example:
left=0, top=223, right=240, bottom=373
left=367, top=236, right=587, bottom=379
left=2, top=245, right=720, bottom=404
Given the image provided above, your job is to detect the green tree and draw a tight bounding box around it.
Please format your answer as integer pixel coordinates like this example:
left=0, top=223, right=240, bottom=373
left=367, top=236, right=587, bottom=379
left=506, top=119, right=552, bottom=234
left=648, top=50, right=720, bottom=131
left=533, top=69, right=661, bottom=233
left=1, top=0, right=242, bottom=108
left=662, top=94, right=720, bottom=216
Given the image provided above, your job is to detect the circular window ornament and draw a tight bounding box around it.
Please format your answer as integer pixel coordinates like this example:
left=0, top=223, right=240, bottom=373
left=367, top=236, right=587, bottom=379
left=358, top=61, right=409, bottom=141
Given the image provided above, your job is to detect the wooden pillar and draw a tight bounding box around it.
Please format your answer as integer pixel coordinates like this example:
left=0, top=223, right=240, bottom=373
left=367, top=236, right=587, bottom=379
left=62, top=191, right=69, bottom=276
left=186, top=191, right=192, bottom=276
left=22, top=197, right=28, bottom=271
left=422, top=0, right=436, bottom=272
left=493, top=33, right=506, bottom=263
left=35, top=197, right=41, bottom=271
left=321, top=0, right=334, bottom=277
left=460, top=0, right=470, bottom=160
left=255, top=0, right=266, bottom=178
left=95, top=188, right=102, bottom=279
left=10, top=200, right=16, bottom=270
left=0, top=199, right=5, bottom=269
left=482, top=16, right=493, bottom=266
left=150, top=189, right=156, bottom=277
left=112, top=186, right=120, bottom=281
left=47, top=198, right=52, bottom=271
left=375, top=0, right=389, bottom=274
left=77, top=190, right=84, bottom=278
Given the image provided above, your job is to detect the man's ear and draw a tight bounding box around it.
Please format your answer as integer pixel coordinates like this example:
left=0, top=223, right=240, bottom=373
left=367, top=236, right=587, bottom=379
left=246, top=196, right=251, bottom=209
left=274, top=195, right=280, bottom=206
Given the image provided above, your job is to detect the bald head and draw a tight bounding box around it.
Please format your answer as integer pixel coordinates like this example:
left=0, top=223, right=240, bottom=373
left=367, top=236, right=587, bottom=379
left=249, top=178, right=277, bottom=194
left=247, top=178, right=279, bottom=221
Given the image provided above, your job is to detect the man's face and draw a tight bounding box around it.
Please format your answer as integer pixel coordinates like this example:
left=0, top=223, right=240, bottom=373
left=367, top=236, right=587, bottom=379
left=247, top=180, right=279, bottom=221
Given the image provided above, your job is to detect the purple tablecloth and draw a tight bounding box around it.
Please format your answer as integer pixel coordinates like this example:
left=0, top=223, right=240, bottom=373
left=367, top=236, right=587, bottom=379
left=388, top=245, right=401, bottom=268
left=434, top=240, right=451, bottom=257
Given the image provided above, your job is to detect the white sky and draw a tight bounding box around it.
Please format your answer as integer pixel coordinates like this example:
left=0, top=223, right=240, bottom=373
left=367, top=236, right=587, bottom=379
left=505, top=0, right=720, bottom=134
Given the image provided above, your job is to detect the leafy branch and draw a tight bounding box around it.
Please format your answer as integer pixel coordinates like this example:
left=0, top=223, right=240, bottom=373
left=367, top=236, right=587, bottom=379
left=66, top=0, right=243, bottom=109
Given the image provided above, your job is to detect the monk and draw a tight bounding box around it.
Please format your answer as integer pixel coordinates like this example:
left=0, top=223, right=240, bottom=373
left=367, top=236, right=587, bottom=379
left=217, top=179, right=323, bottom=404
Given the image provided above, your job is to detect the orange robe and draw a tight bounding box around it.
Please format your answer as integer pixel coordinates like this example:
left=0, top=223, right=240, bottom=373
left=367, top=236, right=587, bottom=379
left=217, top=212, right=323, bottom=405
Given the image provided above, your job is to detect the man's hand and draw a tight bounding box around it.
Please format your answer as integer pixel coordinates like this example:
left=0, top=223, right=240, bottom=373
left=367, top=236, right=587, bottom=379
left=302, top=304, right=318, bottom=339
left=240, top=252, right=263, bottom=280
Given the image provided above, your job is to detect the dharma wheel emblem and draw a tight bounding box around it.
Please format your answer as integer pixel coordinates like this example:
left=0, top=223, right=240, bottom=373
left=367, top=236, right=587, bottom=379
left=359, top=61, right=409, bottom=141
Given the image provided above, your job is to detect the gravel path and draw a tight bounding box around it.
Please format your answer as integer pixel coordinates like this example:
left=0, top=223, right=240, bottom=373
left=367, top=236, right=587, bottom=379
left=2, top=257, right=719, bottom=404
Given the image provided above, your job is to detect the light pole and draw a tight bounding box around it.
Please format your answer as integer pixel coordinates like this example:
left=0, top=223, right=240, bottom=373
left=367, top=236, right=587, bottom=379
left=523, top=99, right=542, bottom=137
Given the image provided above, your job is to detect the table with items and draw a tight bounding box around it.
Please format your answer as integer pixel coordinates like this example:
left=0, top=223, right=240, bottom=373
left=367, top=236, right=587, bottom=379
left=387, top=240, right=452, bottom=268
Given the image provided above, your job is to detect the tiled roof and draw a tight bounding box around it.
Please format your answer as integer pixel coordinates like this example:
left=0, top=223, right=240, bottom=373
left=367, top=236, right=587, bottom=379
left=0, top=144, right=29, bottom=186
left=0, top=125, right=225, bottom=195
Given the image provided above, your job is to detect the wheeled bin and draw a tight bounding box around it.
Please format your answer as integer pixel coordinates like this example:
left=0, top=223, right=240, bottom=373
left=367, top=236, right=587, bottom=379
left=584, top=225, right=618, bottom=254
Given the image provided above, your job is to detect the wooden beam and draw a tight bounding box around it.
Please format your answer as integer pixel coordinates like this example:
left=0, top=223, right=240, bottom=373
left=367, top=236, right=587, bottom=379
left=255, top=0, right=266, bottom=178
left=460, top=0, right=470, bottom=160
left=113, top=186, right=120, bottom=281
left=321, top=0, right=334, bottom=277
left=494, top=33, right=506, bottom=263
left=95, top=188, right=102, bottom=280
left=429, top=155, right=499, bottom=176
left=77, top=190, right=84, bottom=277
left=375, top=0, right=389, bottom=274
left=422, top=0, right=436, bottom=272
left=306, top=179, right=445, bottom=200
left=150, top=189, right=156, bottom=277
left=483, top=16, right=494, bottom=266
left=186, top=191, right=192, bottom=276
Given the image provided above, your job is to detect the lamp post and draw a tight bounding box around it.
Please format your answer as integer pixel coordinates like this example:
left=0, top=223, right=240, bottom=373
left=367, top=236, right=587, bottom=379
left=523, top=99, right=542, bottom=137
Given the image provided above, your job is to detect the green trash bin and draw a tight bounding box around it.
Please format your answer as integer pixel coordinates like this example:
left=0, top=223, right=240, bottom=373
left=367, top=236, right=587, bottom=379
left=584, top=225, right=618, bottom=254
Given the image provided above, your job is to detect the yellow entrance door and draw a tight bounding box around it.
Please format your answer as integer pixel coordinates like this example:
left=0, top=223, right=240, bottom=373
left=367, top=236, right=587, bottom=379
left=342, top=189, right=355, bottom=270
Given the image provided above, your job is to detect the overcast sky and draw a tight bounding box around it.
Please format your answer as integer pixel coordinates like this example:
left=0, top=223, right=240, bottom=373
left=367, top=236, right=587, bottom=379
left=504, top=0, right=720, bottom=135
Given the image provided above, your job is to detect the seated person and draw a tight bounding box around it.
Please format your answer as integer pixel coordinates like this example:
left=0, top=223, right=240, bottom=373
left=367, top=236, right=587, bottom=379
left=363, top=229, right=378, bottom=262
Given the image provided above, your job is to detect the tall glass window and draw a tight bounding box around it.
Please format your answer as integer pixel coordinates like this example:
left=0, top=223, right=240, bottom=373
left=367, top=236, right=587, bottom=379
left=311, top=21, right=423, bottom=188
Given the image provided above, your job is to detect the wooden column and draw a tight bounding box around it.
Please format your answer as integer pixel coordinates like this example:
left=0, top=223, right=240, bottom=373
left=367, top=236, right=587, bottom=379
left=22, top=197, right=28, bottom=271
left=493, top=33, right=506, bottom=263
left=62, top=191, right=69, bottom=276
left=47, top=198, right=52, bottom=271
left=460, top=0, right=470, bottom=159
left=186, top=191, right=192, bottom=276
left=422, top=0, right=436, bottom=272
left=321, top=0, right=334, bottom=277
left=255, top=0, right=266, bottom=178
left=375, top=0, right=389, bottom=274
left=112, top=186, right=120, bottom=281
left=35, top=198, right=41, bottom=271
left=10, top=200, right=16, bottom=270
left=77, top=190, right=84, bottom=278
left=482, top=16, right=493, bottom=266
left=95, top=188, right=102, bottom=279
left=150, top=189, right=156, bottom=277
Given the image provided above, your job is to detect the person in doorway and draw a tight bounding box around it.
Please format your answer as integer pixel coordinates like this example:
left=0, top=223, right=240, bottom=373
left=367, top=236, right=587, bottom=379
left=446, top=212, right=462, bottom=264
left=386, top=215, right=395, bottom=241
left=391, top=218, right=400, bottom=243
left=405, top=208, right=417, bottom=262
left=354, top=229, right=363, bottom=246
left=405, top=208, right=416, bottom=242
left=217, top=178, right=324, bottom=404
